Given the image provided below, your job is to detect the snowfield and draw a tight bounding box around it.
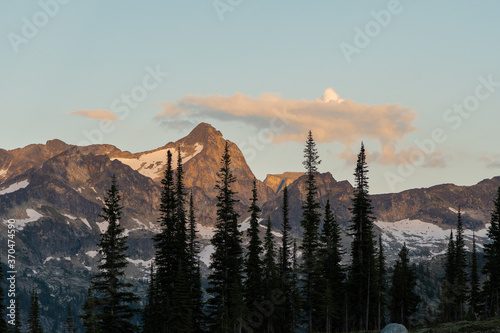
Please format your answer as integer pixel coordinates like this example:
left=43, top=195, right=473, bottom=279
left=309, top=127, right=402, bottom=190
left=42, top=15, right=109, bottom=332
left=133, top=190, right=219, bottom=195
left=0, top=179, right=29, bottom=195
left=113, top=143, right=203, bottom=179
left=375, top=219, right=490, bottom=261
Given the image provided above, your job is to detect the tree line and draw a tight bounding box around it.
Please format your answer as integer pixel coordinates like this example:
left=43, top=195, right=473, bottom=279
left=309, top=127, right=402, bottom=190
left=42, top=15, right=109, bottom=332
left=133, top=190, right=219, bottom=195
left=3, top=130, right=500, bottom=332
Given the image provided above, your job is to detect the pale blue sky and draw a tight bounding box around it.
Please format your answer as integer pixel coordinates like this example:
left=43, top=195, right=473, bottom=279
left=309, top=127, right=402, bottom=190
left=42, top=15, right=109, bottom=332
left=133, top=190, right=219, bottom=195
left=1, top=1, right=500, bottom=194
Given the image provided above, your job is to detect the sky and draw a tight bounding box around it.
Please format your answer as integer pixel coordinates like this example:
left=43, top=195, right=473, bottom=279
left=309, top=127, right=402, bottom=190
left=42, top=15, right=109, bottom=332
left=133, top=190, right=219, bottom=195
left=1, top=1, right=500, bottom=194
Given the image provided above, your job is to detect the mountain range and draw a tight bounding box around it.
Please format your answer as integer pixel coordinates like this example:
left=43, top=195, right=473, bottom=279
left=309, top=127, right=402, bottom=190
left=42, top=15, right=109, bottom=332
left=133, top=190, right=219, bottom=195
left=0, top=122, right=498, bottom=330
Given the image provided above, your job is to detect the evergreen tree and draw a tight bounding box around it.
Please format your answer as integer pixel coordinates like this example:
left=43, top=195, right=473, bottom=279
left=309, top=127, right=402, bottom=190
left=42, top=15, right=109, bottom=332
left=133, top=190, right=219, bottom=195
left=0, top=256, right=7, bottom=332
left=291, top=239, right=301, bottom=333
left=91, top=175, right=139, bottom=333
left=469, top=231, right=480, bottom=319
left=80, top=289, right=98, bottom=333
left=279, top=186, right=294, bottom=333
left=454, top=207, right=468, bottom=320
left=142, top=263, right=159, bottom=333
left=188, top=193, right=205, bottom=333
left=27, top=289, right=43, bottom=333
left=262, top=217, right=280, bottom=332
left=152, top=150, right=177, bottom=331
left=170, top=148, right=192, bottom=333
left=348, top=143, right=377, bottom=331
left=317, top=199, right=345, bottom=333
left=299, top=130, right=322, bottom=332
left=376, top=234, right=387, bottom=330
left=482, top=186, right=500, bottom=317
left=439, top=230, right=456, bottom=322
left=243, top=179, right=264, bottom=316
left=389, top=244, right=420, bottom=328
left=64, top=306, right=77, bottom=333
left=207, top=142, right=244, bottom=333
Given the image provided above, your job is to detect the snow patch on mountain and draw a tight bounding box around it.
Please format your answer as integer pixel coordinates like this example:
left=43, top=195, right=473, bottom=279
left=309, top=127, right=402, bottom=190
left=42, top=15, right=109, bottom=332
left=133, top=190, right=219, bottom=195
left=113, top=143, right=203, bottom=179
left=0, top=179, right=29, bottom=195
left=63, top=213, right=76, bottom=220
left=126, top=257, right=153, bottom=268
left=199, top=244, right=214, bottom=266
left=96, top=221, right=109, bottom=233
left=0, top=169, right=8, bottom=177
left=198, top=224, right=215, bottom=239
left=376, top=219, right=490, bottom=262
left=81, top=218, right=91, bottom=229
left=4, top=209, right=44, bottom=230
left=86, top=250, right=98, bottom=258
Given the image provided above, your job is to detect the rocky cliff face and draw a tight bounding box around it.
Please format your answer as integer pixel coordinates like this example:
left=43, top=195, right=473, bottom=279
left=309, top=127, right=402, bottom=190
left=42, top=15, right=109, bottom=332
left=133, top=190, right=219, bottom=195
left=264, top=172, right=304, bottom=194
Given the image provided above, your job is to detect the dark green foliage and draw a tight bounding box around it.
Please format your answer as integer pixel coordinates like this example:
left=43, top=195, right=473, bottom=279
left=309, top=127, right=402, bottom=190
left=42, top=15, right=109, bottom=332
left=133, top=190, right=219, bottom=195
left=317, top=200, right=345, bottom=332
left=299, top=130, right=322, bottom=332
left=454, top=208, right=468, bottom=320
left=390, top=244, right=420, bottom=327
left=291, top=239, right=301, bottom=332
left=27, top=289, right=43, bottom=333
left=207, top=142, right=244, bottom=332
left=243, top=179, right=264, bottom=314
left=64, top=306, right=77, bottom=333
left=188, top=193, right=206, bottom=333
left=376, top=234, right=387, bottom=330
left=469, top=232, right=480, bottom=318
left=90, top=175, right=139, bottom=333
left=439, top=230, right=456, bottom=322
left=151, top=150, right=177, bottom=331
left=278, top=186, right=295, bottom=333
left=347, top=143, right=378, bottom=331
left=142, top=264, right=159, bottom=333
left=262, top=217, right=280, bottom=332
left=80, top=289, right=99, bottom=333
left=482, top=186, right=500, bottom=317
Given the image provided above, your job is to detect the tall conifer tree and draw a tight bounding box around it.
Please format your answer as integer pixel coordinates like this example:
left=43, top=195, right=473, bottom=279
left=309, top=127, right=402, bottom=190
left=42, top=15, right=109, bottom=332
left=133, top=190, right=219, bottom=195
left=299, top=130, right=322, bottom=332
left=389, top=244, right=419, bottom=327
left=483, top=186, right=500, bottom=317
left=263, top=217, right=280, bottom=332
left=27, top=289, right=43, bottom=333
left=439, top=230, right=456, bottom=322
left=376, top=234, right=387, bottom=330
left=454, top=207, right=468, bottom=320
left=348, top=143, right=377, bottom=331
left=188, top=193, right=205, bottom=333
left=243, top=179, right=264, bottom=316
left=469, top=231, right=480, bottom=319
left=80, top=289, right=98, bottom=333
left=91, top=175, right=139, bottom=333
left=279, top=186, right=294, bottom=333
left=207, top=142, right=244, bottom=333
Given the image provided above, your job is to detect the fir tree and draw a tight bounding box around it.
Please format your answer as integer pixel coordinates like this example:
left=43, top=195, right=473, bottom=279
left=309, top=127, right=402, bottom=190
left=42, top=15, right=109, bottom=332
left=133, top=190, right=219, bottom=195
left=243, top=179, right=264, bottom=317
left=291, top=239, right=301, bottom=333
left=299, top=130, right=322, bottom=332
left=348, top=143, right=377, bottom=331
left=279, top=186, right=294, bottom=333
left=188, top=193, right=205, bottom=333
left=0, top=256, right=7, bottom=332
left=439, top=230, right=456, bottom=322
left=389, top=243, right=420, bottom=328
left=482, top=186, right=500, bottom=317
left=317, top=199, right=345, bottom=333
left=64, top=305, right=77, bottom=333
left=142, top=263, right=159, bottom=333
left=207, top=142, right=244, bottom=333
left=454, top=207, right=468, bottom=320
left=91, top=175, right=139, bottom=333
left=170, top=148, right=192, bottom=333
left=152, top=150, right=177, bottom=331
left=27, top=289, right=43, bottom=333
left=262, top=217, right=280, bottom=332
left=80, top=289, right=98, bottom=333
left=469, top=231, right=480, bottom=319
left=376, top=234, right=387, bottom=330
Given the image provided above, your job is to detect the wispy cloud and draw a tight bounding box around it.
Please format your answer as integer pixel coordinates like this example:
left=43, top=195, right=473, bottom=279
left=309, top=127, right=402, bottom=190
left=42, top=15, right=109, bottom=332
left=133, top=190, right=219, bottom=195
left=480, top=154, right=500, bottom=169
left=156, top=88, right=419, bottom=165
left=69, top=109, right=119, bottom=121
